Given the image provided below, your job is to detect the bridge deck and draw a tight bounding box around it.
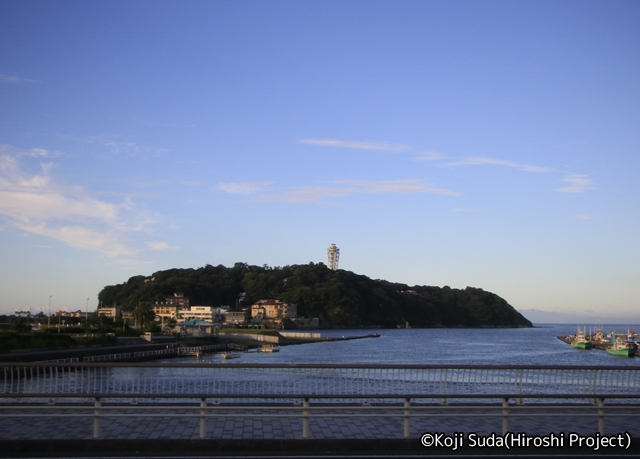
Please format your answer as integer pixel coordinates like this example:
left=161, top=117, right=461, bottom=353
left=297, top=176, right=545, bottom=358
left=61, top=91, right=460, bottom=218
left=1, top=406, right=638, bottom=440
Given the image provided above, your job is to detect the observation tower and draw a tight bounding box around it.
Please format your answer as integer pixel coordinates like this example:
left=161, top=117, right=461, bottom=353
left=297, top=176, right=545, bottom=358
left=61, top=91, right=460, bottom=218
left=327, top=243, right=340, bottom=270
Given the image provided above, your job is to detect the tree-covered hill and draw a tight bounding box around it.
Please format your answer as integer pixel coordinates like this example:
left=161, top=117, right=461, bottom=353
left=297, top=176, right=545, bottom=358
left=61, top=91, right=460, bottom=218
left=98, top=262, right=532, bottom=328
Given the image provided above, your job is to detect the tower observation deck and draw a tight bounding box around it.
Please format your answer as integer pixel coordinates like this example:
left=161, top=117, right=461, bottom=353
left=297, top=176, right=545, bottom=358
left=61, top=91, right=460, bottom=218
left=327, top=244, right=340, bottom=270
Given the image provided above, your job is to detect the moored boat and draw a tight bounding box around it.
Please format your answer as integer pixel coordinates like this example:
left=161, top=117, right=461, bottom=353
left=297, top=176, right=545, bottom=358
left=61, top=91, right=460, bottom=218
left=571, top=326, right=592, bottom=350
left=607, top=335, right=635, bottom=357
left=258, top=344, right=280, bottom=353
left=221, top=352, right=241, bottom=359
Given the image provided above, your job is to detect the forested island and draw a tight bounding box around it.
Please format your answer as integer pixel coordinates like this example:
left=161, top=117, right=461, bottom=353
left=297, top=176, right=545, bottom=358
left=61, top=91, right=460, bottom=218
left=98, top=262, right=532, bottom=328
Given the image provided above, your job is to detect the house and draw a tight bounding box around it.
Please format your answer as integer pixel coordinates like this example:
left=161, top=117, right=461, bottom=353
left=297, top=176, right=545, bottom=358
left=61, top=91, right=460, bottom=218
left=175, top=319, right=218, bottom=338
left=251, top=299, right=297, bottom=321
left=251, top=299, right=297, bottom=329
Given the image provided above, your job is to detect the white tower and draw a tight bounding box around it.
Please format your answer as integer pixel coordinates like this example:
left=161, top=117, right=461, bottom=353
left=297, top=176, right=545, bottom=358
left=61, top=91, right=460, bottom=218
left=327, top=243, right=340, bottom=270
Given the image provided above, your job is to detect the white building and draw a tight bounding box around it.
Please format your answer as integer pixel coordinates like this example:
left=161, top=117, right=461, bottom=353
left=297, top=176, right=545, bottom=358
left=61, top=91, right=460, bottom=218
left=181, top=306, right=214, bottom=322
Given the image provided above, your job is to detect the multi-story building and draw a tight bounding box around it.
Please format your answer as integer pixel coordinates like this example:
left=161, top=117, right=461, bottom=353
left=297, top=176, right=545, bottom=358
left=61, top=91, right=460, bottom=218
left=180, top=306, right=214, bottom=322
left=164, top=292, right=189, bottom=308
left=224, top=308, right=247, bottom=325
left=251, top=299, right=297, bottom=321
left=152, top=304, right=181, bottom=320
left=150, top=292, right=190, bottom=320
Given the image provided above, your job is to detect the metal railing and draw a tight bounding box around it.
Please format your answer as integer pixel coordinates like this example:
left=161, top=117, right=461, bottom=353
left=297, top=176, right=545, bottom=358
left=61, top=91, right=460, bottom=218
left=1, top=363, right=639, bottom=440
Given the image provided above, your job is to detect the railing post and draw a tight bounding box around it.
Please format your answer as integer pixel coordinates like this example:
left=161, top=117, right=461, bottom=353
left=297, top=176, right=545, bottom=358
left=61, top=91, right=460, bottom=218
left=302, top=398, right=309, bottom=439
left=404, top=397, right=411, bottom=438
left=597, top=397, right=605, bottom=435
left=200, top=397, right=207, bottom=439
left=502, top=398, right=509, bottom=435
left=93, top=397, right=101, bottom=439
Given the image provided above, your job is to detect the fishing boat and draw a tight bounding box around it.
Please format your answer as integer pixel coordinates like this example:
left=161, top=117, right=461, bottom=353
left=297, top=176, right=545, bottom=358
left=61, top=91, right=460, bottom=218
left=258, top=344, right=280, bottom=353
left=571, top=326, right=592, bottom=350
left=607, top=335, right=635, bottom=357
left=607, top=329, right=638, bottom=357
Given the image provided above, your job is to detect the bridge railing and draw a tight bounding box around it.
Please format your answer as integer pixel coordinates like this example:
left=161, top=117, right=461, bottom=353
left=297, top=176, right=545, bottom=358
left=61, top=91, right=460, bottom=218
left=2, top=363, right=639, bottom=400
left=1, top=364, right=639, bottom=440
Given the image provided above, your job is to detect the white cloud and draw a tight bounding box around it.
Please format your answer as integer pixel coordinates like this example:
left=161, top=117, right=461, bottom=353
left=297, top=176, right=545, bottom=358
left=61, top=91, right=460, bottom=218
left=218, top=181, right=273, bottom=195
left=299, top=138, right=409, bottom=152
left=0, top=148, right=155, bottom=257
left=258, top=179, right=459, bottom=204
left=576, top=214, right=591, bottom=220
left=555, top=174, right=592, bottom=193
left=443, top=156, right=553, bottom=173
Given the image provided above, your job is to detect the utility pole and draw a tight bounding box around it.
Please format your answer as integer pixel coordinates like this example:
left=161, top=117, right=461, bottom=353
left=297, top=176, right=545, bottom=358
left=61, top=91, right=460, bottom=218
left=48, top=295, right=52, bottom=328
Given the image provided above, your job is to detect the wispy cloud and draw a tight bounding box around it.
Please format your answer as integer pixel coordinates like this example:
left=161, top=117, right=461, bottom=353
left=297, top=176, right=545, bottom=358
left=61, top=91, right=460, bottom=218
left=299, top=139, right=409, bottom=152
left=146, top=241, right=177, bottom=251
left=576, top=214, right=591, bottom=220
left=443, top=156, right=553, bottom=173
left=0, top=74, right=40, bottom=83
left=258, top=179, right=459, bottom=204
left=414, top=151, right=445, bottom=161
left=17, top=223, right=134, bottom=257
left=218, top=181, right=273, bottom=195
left=555, top=174, right=592, bottom=193
left=0, top=144, right=61, bottom=159
left=0, top=147, right=157, bottom=257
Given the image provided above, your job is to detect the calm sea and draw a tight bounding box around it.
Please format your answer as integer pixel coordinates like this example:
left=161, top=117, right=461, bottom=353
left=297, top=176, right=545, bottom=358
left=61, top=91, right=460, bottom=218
left=192, top=324, right=640, bottom=367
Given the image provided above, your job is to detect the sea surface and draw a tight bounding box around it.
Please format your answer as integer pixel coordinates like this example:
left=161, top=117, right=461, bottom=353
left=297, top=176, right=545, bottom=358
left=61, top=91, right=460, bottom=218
left=190, top=324, right=640, bottom=367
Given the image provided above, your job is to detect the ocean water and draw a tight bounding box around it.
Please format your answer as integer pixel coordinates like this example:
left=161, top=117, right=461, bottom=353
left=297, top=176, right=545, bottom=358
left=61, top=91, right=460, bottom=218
left=195, top=324, right=640, bottom=366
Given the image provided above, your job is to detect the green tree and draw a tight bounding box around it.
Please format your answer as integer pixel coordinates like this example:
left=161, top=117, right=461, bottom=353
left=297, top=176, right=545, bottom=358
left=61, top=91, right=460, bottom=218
left=133, top=302, right=155, bottom=329
left=10, top=316, right=32, bottom=334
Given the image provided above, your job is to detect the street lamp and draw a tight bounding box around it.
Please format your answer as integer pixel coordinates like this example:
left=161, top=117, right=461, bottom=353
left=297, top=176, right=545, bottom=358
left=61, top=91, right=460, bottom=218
left=86, top=298, right=89, bottom=321
left=48, top=295, right=52, bottom=328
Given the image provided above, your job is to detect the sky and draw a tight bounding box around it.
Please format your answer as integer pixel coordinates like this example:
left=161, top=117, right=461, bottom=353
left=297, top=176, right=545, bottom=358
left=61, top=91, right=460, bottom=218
left=1, top=1, right=639, bottom=323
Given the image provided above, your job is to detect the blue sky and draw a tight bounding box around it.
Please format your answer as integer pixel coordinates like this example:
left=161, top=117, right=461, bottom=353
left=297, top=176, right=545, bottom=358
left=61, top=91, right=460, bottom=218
left=1, top=1, right=639, bottom=322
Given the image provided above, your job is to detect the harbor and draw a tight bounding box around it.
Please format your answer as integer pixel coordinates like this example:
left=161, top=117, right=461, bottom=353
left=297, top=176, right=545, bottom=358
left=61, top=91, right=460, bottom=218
left=558, top=326, right=640, bottom=357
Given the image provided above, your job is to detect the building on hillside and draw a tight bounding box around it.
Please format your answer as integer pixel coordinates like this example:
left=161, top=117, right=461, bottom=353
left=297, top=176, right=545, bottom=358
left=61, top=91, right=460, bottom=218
left=251, top=300, right=297, bottom=329
left=181, top=306, right=214, bottom=322
left=152, top=304, right=181, bottom=320
left=327, top=243, right=340, bottom=270
left=164, top=292, right=190, bottom=308
left=224, top=308, right=247, bottom=325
